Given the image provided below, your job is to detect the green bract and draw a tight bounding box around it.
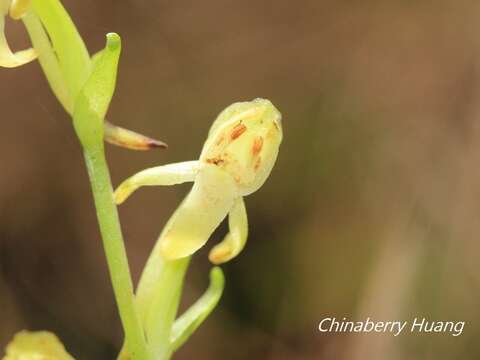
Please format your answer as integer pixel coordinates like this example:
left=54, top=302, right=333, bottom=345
left=73, top=33, right=121, bottom=147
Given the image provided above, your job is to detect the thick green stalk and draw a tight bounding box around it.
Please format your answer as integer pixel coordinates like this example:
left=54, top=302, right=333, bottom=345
left=145, top=258, right=190, bottom=359
left=83, top=143, right=150, bottom=360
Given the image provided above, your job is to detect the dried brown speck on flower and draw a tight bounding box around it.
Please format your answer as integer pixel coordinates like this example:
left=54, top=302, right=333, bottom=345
left=206, top=157, right=225, bottom=166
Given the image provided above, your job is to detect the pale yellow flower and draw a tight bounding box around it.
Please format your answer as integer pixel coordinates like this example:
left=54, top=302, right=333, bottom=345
left=115, top=98, right=282, bottom=264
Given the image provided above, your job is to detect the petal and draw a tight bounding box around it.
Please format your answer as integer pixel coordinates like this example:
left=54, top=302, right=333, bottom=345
left=159, top=164, right=237, bottom=260
left=209, top=196, right=248, bottom=264
left=114, top=161, right=199, bottom=204
left=0, top=1, right=36, bottom=68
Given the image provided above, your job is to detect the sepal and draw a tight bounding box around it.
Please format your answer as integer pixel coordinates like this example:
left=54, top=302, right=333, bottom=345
left=104, top=121, right=167, bottom=151
left=0, top=0, right=36, bottom=68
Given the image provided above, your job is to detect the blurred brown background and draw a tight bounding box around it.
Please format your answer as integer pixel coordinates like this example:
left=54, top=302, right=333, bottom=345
left=1, top=0, right=480, bottom=359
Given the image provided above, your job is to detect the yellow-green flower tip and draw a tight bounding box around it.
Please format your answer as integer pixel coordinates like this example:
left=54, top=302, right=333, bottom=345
left=0, top=0, right=36, bottom=68
left=0, top=46, right=36, bottom=67
left=104, top=121, right=168, bottom=151
left=209, top=243, right=233, bottom=264
left=3, top=330, right=74, bottom=360
left=9, top=0, right=30, bottom=19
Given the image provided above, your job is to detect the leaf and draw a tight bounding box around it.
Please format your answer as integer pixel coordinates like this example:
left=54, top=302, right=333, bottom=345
left=170, top=267, right=225, bottom=352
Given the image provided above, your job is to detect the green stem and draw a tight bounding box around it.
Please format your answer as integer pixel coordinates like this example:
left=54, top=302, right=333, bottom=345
left=146, top=258, right=190, bottom=359
left=83, top=143, right=150, bottom=360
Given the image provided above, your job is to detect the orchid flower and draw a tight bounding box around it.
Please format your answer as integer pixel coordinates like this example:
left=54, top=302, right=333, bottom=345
left=114, top=98, right=283, bottom=264
left=0, top=0, right=36, bottom=68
